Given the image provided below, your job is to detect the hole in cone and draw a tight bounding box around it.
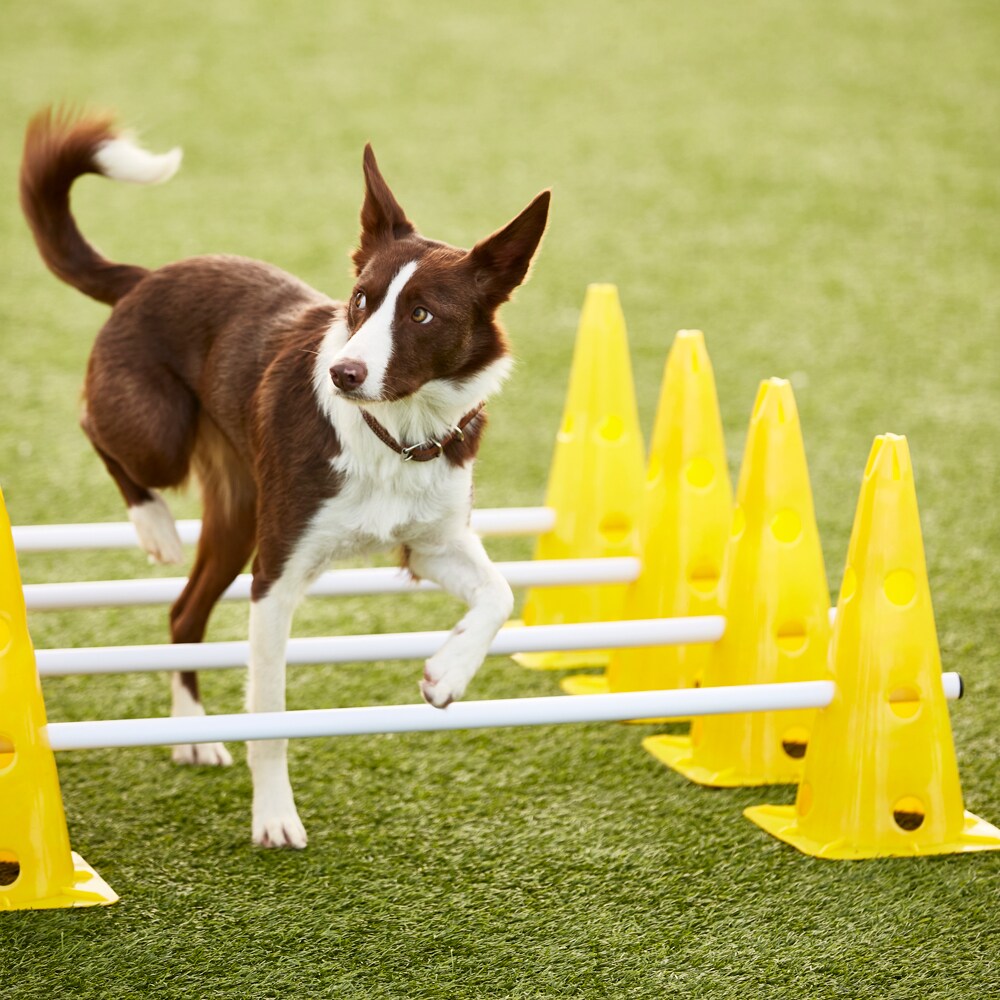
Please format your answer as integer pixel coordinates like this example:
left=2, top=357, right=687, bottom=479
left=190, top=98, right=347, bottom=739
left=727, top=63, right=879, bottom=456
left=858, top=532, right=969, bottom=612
left=888, top=686, right=921, bottom=719
left=770, top=509, right=802, bottom=544
left=884, top=569, right=916, bottom=607
left=0, top=852, right=19, bottom=887
left=598, top=513, right=631, bottom=544
left=684, top=457, right=715, bottom=489
left=893, top=797, right=925, bottom=832
left=0, top=733, right=13, bottom=774
left=775, top=621, right=808, bottom=654
left=597, top=415, right=624, bottom=442
left=781, top=726, right=810, bottom=760
left=688, top=561, right=719, bottom=596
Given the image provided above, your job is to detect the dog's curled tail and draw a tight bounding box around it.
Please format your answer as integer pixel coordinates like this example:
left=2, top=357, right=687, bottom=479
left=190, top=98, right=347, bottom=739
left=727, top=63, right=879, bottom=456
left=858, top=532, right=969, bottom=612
left=20, top=107, right=182, bottom=306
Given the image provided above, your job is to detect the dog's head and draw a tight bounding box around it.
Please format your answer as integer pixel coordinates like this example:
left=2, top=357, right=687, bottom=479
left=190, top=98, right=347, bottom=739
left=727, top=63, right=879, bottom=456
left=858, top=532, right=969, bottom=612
left=328, top=145, right=549, bottom=408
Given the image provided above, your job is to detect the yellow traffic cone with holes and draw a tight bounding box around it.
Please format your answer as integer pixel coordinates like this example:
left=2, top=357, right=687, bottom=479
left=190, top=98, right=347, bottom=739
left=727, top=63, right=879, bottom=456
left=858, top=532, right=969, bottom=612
left=562, top=329, right=732, bottom=697
left=514, top=284, right=645, bottom=669
left=745, top=434, right=1000, bottom=857
left=643, top=378, right=831, bottom=785
left=0, top=486, right=117, bottom=910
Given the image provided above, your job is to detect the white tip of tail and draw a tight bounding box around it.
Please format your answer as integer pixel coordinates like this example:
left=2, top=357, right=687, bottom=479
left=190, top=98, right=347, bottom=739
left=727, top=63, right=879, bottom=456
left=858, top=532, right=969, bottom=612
left=93, top=135, right=183, bottom=185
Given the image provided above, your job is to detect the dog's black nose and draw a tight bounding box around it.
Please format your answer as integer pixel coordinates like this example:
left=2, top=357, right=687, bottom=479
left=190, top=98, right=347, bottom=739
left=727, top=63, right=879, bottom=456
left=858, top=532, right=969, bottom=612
left=330, top=360, right=368, bottom=392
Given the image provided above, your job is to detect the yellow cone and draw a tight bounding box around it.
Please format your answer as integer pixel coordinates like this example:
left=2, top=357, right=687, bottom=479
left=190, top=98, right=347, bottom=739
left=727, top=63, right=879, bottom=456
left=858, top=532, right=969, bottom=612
left=562, top=330, right=732, bottom=697
left=643, top=378, right=831, bottom=785
left=745, top=434, right=1000, bottom=858
left=515, top=284, right=645, bottom=669
left=0, top=487, right=117, bottom=910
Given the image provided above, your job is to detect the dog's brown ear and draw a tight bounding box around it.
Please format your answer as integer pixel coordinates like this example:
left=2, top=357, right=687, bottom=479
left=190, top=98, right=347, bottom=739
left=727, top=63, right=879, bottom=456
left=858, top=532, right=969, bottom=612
left=467, top=190, right=551, bottom=307
left=352, top=144, right=416, bottom=273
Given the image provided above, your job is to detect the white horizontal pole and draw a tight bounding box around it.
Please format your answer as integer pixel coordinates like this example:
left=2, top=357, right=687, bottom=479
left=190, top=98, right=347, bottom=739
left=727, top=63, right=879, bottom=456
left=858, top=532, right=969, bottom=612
left=13, top=519, right=204, bottom=552
left=12, top=506, right=556, bottom=553
left=35, top=617, right=726, bottom=677
left=23, top=557, right=640, bottom=611
left=42, top=674, right=963, bottom=752
left=467, top=506, right=556, bottom=536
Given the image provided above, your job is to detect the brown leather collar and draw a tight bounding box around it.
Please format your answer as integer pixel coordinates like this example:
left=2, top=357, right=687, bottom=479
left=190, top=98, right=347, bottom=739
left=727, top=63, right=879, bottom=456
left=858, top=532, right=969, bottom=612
left=360, top=403, right=485, bottom=462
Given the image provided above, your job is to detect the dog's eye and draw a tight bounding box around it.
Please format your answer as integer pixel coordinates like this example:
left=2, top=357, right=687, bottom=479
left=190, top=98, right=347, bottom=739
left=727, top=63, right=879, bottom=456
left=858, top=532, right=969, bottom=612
left=353, top=290, right=367, bottom=310
left=411, top=306, right=433, bottom=325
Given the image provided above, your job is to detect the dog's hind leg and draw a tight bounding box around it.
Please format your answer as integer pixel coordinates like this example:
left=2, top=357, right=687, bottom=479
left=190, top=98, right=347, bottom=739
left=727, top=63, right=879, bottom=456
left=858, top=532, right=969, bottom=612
left=168, top=456, right=257, bottom=767
left=84, top=437, right=186, bottom=565
left=80, top=373, right=198, bottom=565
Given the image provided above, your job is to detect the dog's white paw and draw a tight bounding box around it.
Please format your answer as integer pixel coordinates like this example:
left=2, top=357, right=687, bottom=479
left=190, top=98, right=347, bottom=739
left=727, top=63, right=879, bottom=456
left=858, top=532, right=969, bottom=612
left=253, top=812, right=308, bottom=849
left=420, top=651, right=472, bottom=709
left=172, top=741, right=233, bottom=767
left=129, top=493, right=184, bottom=564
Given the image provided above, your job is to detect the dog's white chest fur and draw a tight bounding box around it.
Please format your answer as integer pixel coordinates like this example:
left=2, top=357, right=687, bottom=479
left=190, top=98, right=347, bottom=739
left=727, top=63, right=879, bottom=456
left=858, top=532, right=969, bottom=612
left=313, top=459, right=471, bottom=557
left=268, top=334, right=482, bottom=590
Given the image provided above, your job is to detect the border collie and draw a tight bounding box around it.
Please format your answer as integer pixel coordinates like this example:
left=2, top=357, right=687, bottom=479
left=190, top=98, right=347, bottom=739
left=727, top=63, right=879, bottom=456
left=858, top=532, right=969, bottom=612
left=20, top=109, right=549, bottom=848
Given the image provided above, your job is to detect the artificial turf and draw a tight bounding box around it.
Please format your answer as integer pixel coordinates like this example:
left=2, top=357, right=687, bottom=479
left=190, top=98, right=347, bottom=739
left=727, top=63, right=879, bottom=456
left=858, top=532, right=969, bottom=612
left=1, top=1, right=998, bottom=997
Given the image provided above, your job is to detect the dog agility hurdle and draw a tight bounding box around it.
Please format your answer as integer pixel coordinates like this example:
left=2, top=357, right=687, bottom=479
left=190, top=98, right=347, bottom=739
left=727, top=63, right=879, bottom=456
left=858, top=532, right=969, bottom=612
left=5, top=288, right=1000, bottom=916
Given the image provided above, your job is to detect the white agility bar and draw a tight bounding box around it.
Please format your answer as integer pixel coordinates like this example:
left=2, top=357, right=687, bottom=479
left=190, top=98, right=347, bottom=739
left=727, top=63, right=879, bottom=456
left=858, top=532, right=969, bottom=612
left=35, top=617, right=726, bottom=677
left=43, top=675, right=964, bottom=752
left=23, top=557, right=641, bottom=611
left=11, top=506, right=556, bottom=553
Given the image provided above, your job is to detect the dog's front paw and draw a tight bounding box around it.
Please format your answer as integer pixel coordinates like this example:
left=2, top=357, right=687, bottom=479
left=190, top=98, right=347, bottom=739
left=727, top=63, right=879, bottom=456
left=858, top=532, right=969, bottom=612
left=172, top=741, right=233, bottom=767
left=253, top=812, right=308, bottom=850
left=420, top=652, right=471, bottom=709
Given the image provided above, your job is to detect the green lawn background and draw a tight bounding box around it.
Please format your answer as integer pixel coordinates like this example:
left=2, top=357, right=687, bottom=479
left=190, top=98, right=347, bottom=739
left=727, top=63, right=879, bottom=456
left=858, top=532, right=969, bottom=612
left=0, top=2, right=997, bottom=997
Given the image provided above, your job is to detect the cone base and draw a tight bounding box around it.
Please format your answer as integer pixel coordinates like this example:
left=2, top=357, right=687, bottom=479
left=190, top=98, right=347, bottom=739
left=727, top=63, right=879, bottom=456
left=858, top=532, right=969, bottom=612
left=560, top=673, right=609, bottom=696
left=504, top=619, right=609, bottom=670
left=642, top=734, right=801, bottom=788
left=2, top=852, right=118, bottom=911
left=511, top=650, right=610, bottom=670
left=744, top=804, right=1000, bottom=860
left=560, top=673, right=676, bottom=723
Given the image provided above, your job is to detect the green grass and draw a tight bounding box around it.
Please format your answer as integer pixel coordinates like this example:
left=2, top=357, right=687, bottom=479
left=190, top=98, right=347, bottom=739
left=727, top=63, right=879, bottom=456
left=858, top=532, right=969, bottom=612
left=1, top=1, right=998, bottom=996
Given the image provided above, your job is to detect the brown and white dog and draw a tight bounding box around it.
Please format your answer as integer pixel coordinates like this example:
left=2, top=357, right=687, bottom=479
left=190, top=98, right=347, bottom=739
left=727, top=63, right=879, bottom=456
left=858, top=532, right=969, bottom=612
left=20, top=109, right=549, bottom=848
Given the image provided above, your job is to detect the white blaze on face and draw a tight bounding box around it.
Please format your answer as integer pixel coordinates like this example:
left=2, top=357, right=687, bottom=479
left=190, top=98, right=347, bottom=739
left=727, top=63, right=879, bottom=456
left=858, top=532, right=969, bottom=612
left=332, top=260, right=419, bottom=399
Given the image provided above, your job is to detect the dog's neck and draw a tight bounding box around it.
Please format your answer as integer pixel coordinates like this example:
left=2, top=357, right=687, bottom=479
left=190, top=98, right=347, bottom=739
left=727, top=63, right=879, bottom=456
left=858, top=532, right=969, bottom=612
left=312, top=314, right=512, bottom=460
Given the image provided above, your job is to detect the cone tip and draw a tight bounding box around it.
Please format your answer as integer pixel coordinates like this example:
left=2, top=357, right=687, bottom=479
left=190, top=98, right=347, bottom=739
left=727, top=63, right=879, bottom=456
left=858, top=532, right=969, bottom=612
left=864, top=434, right=912, bottom=483
left=751, top=377, right=797, bottom=426
left=666, top=329, right=711, bottom=372
left=578, top=284, right=626, bottom=337
left=584, top=282, right=620, bottom=300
